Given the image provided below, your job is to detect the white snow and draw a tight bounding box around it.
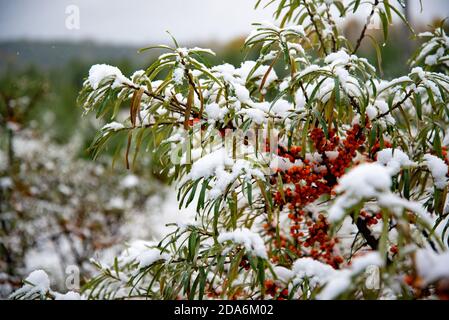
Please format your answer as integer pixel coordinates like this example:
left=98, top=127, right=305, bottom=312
left=102, top=122, right=125, bottom=132
left=378, top=193, right=432, bottom=225
left=366, top=104, right=378, bottom=120
left=211, top=60, right=277, bottom=105
left=292, top=257, right=336, bottom=287
left=241, top=108, right=267, bottom=124
left=121, top=175, right=140, bottom=189
left=377, top=76, right=413, bottom=93
left=54, top=291, right=82, bottom=300
left=173, top=66, right=185, bottom=85
left=0, top=177, right=13, bottom=189
left=324, top=151, right=338, bottom=161
left=88, top=64, right=131, bottom=90
left=295, top=90, right=306, bottom=110
left=107, top=196, right=126, bottom=210
left=270, top=99, right=293, bottom=118
left=188, top=148, right=263, bottom=198
left=324, top=50, right=350, bottom=66
left=273, top=266, right=294, bottom=283
left=298, top=64, right=320, bottom=78
left=316, top=270, right=352, bottom=300
left=290, top=252, right=385, bottom=300
left=415, top=249, right=449, bottom=284
left=350, top=252, right=384, bottom=274
left=119, top=240, right=171, bottom=268
left=189, top=47, right=216, bottom=56
left=270, top=155, right=303, bottom=172
left=189, top=148, right=233, bottom=180
left=234, top=84, right=251, bottom=103
left=237, top=61, right=277, bottom=87
left=205, top=103, right=227, bottom=121
left=209, top=159, right=263, bottom=198
left=423, top=154, right=448, bottom=189
left=329, top=162, right=430, bottom=223
left=284, top=24, right=305, bottom=35
left=130, top=70, right=146, bottom=81
left=137, top=248, right=171, bottom=269
left=377, top=148, right=414, bottom=175
left=329, top=163, right=392, bottom=222
left=218, top=228, right=268, bottom=259
left=10, top=270, right=50, bottom=299
left=318, top=252, right=384, bottom=299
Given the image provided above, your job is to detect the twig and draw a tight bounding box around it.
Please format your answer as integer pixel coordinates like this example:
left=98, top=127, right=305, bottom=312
left=352, top=0, right=379, bottom=55
left=303, top=0, right=329, bottom=56
left=375, top=89, right=414, bottom=120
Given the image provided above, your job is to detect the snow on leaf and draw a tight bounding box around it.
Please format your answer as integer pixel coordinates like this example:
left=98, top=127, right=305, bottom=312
left=88, top=64, right=132, bottom=90
left=423, top=154, right=448, bottom=189
left=218, top=228, right=268, bottom=259
left=377, top=148, right=415, bottom=175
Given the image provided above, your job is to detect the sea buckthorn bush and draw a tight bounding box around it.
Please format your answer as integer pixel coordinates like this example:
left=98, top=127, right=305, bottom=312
left=11, top=0, right=449, bottom=300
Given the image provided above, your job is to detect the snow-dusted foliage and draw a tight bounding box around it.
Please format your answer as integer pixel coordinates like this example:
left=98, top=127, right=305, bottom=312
left=12, top=0, right=449, bottom=300
left=9, top=269, right=82, bottom=300
left=0, top=129, right=174, bottom=298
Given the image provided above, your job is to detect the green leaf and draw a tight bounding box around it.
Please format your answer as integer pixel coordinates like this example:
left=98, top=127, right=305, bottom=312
left=383, top=0, right=392, bottom=22
left=353, top=0, right=361, bottom=13
left=186, top=179, right=200, bottom=208
left=257, top=258, right=266, bottom=295
left=334, top=77, right=341, bottom=107
left=198, top=267, right=206, bottom=300
left=188, top=230, right=199, bottom=262
left=197, top=179, right=209, bottom=212
left=246, top=182, right=253, bottom=206
left=388, top=2, right=415, bottom=35
left=367, top=34, right=383, bottom=76
left=414, top=92, right=422, bottom=120
left=228, top=250, right=245, bottom=286
left=433, top=127, right=442, bottom=158
left=138, top=44, right=174, bottom=53
left=403, top=169, right=410, bottom=200
left=314, top=110, right=329, bottom=138
left=434, top=188, right=445, bottom=215
left=213, top=198, right=221, bottom=238
left=379, top=9, right=389, bottom=43
left=334, top=1, right=346, bottom=17
left=189, top=272, right=200, bottom=300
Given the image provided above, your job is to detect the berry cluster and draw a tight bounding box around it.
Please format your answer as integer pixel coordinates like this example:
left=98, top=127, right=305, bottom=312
left=289, top=212, right=343, bottom=267
left=239, top=256, right=251, bottom=270
left=369, top=140, right=392, bottom=159
left=441, top=147, right=449, bottom=175
left=264, top=280, right=289, bottom=300
left=267, top=124, right=367, bottom=268
left=360, top=210, right=382, bottom=227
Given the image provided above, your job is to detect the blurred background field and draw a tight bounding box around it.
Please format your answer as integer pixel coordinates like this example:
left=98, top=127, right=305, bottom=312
left=0, top=0, right=448, bottom=297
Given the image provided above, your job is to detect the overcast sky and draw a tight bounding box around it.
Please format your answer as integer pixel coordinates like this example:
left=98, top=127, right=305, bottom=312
left=0, top=0, right=448, bottom=45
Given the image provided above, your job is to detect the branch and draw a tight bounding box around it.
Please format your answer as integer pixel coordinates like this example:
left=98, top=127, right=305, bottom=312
left=303, top=0, right=329, bottom=56
left=352, top=215, right=393, bottom=265
left=375, top=89, right=414, bottom=120
left=354, top=217, right=379, bottom=250
left=352, top=0, right=379, bottom=55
